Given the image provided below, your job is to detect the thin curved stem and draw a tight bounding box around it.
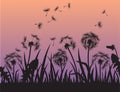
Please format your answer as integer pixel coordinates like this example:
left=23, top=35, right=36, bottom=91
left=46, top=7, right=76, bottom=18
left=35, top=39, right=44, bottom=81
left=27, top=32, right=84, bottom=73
left=28, top=46, right=32, bottom=64
left=68, top=48, right=77, bottom=71
left=87, top=48, right=90, bottom=67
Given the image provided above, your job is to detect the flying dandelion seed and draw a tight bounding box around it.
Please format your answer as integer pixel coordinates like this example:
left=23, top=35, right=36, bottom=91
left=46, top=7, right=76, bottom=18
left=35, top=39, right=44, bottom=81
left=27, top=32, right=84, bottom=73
left=36, top=22, right=42, bottom=29
left=54, top=6, right=59, bottom=11
left=54, top=6, right=62, bottom=12
left=102, top=10, right=108, bottom=16
left=43, top=8, right=50, bottom=12
left=95, top=21, right=102, bottom=28
left=68, top=3, right=71, bottom=8
left=63, top=3, right=71, bottom=9
left=51, top=16, right=56, bottom=21
left=98, top=21, right=102, bottom=28
left=43, top=8, right=50, bottom=16
left=102, top=10, right=105, bottom=14
left=48, top=16, right=56, bottom=23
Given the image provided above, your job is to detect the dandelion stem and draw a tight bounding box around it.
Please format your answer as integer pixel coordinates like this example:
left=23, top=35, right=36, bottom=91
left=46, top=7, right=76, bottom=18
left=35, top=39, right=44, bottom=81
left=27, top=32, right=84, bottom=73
left=67, top=47, right=78, bottom=82
left=87, top=47, right=90, bottom=67
left=68, top=47, right=77, bottom=71
left=28, top=46, right=32, bottom=64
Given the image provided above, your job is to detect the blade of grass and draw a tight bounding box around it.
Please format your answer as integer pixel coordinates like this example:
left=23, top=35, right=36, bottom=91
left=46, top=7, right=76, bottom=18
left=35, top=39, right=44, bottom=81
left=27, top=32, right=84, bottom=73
left=95, top=65, right=98, bottom=82
left=23, top=52, right=27, bottom=69
left=5, top=67, right=13, bottom=83
left=39, top=45, right=50, bottom=83
left=48, top=54, right=56, bottom=81
left=77, top=49, right=87, bottom=82
left=15, top=69, right=19, bottom=83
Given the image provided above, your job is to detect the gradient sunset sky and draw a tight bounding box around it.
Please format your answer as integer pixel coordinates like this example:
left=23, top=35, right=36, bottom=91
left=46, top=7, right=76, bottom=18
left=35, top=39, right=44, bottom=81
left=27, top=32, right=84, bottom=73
left=1, top=0, right=120, bottom=65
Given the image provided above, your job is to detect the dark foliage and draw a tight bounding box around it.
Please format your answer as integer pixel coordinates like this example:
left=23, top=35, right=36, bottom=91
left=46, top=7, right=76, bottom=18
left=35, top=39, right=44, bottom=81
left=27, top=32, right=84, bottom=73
left=0, top=33, right=120, bottom=85
left=111, top=54, right=120, bottom=75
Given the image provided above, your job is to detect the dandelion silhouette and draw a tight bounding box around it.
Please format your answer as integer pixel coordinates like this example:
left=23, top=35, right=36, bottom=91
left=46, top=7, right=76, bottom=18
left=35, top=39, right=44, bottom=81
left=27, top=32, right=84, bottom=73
left=60, top=35, right=75, bottom=50
left=60, top=35, right=77, bottom=76
left=4, top=52, right=22, bottom=70
left=4, top=52, right=22, bottom=82
left=50, top=37, right=56, bottom=46
left=48, top=16, right=56, bottom=23
left=92, top=52, right=110, bottom=80
left=21, top=35, right=40, bottom=65
left=43, top=8, right=50, bottom=16
left=53, top=49, right=68, bottom=68
left=92, top=52, right=110, bottom=69
left=81, top=32, right=100, bottom=67
left=21, top=35, right=40, bottom=51
left=102, top=10, right=108, bottom=16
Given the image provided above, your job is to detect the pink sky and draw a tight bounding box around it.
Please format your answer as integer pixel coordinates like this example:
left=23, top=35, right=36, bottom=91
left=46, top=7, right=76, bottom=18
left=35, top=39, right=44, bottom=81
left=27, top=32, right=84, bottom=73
left=1, top=0, right=120, bottom=65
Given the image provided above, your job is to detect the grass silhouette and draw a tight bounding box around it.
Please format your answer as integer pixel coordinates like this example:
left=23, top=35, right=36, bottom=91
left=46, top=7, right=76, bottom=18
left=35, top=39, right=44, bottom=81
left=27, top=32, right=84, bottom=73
left=0, top=32, right=120, bottom=92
